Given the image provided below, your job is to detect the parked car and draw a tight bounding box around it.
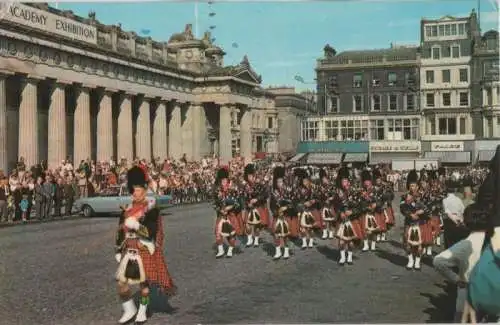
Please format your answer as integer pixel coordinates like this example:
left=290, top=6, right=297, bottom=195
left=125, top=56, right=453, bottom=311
left=74, top=185, right=172, bottom=217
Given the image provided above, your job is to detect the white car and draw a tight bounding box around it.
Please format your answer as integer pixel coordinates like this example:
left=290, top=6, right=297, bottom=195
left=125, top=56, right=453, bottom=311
left=74, top=185, right=172, bottom=217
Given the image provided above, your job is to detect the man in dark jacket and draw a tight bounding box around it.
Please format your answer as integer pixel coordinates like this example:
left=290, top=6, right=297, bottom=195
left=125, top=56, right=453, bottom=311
left=53, top=178, right=65, bottom=217
left=63, top=176, right=76, bottom=216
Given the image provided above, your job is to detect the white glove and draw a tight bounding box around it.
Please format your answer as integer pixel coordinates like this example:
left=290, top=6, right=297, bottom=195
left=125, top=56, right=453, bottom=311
left=124, top=218, right=140, bottom=230
left=115, top=253, right=122, bottom=263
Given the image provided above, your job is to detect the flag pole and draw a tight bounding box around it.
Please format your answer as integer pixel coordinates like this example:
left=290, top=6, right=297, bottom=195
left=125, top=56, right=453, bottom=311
left=194, top=1, right=199, bottom=39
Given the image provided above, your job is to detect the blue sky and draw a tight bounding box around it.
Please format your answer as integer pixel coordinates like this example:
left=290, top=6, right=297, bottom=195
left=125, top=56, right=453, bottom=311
left=53, top=0, right=499, bottom=91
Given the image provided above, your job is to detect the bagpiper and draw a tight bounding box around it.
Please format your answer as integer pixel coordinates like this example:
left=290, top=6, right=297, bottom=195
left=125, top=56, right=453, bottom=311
left=360, top=169, right=381, bottom=252
left=400, top=169, right=432, bottom=270
left=297, top=168, right=319, bottom=249
left=319, top=168, right=337, bottom=240
left=271, top=166, right=300, bottom=240
left=334, top=166, right=363, bottom=265
left=215, top=198, right=241, bottom=258
left=373, top=168, right=395, bottom=242
left=242, top=164, right=269, bottom=247
left=272, top=199, right=292, bottom=260
left=115, top=166, right=176, bottom=324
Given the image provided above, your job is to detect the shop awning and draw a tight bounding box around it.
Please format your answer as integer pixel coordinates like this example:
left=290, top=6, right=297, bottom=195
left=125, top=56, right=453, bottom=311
left=343, top=153, right=368, bottom=163
left=289, top=153, right=307, bottom=162
left=478, top=150, right=495, bottom=162
left=424, top=151, right=471, bottom=163
left=306, top=153, right=343, bottom=165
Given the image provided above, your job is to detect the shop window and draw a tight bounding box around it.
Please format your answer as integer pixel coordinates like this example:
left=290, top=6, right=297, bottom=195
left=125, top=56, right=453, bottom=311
left=387, top=118, right=419, bottom=140
left=301, top=120, right=319, bottom=141
left=325, top=120, right=339, bottom=140
left=370, top=119, right=385, bottom=140
left=340, top=120, right=368, bottom=141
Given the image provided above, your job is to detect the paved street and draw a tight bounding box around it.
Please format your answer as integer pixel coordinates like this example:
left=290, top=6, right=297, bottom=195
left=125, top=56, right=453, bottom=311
left=0, top=201, right=454, bottom=325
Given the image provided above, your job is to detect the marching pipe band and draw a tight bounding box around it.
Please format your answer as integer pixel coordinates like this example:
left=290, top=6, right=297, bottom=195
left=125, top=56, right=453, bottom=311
left=211, top=163, right=448, bottom=267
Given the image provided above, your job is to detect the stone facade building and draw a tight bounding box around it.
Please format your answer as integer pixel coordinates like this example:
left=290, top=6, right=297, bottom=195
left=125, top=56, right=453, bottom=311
left=307, top=44, right=421, bottom=164
left=419, top=11, right=479, bottom=164
left=0, top=3, right=306, bottom=171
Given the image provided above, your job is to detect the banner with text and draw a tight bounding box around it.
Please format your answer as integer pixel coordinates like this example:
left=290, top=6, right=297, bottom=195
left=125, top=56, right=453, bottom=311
left=1, top=3, right=97, bottom=45
left=431, top=141, right=464, bottom=152
left=370, top=141, right=421, bottom=153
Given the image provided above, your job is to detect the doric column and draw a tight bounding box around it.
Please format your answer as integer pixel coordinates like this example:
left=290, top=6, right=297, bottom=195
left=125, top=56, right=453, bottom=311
left=47, top=81, right=67, bottom=169
left=117, top=92, right=134, bottom=162
left=189, top=102, right=205, bottom=161
left=97, top=89, right=114, bottom=162
left=135, top=97, right=151, bottom=160
left=240, top=107, right=252, bottom=163
left=18, top=76, right=40, bottom=167
left=181, top=105, right=194, bottom=160
left=219, top=104, right=232, bottom=163
left=168, top=101, right=182, bottom=159
left=0, top=72, right=9, bottom=172
left=74, top=85, right=92, bottom=165
left=153, top=101, right=168, bottom=160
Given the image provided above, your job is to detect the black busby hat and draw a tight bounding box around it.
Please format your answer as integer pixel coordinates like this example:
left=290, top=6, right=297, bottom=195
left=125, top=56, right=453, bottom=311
left=438, top=167, right=446, bottom=176
left=127, top=166, right=148, bottom=194
left=428, top=170, right=438, bottom=181
left=373, top=168, right=383, bottom=181
left=294, top=167, right=309, bottom=181
left=244, top=164, right=256, bottom=181
left=361, top=170, right=372, bottom=183
left=476, top=145, right=500, bottom=209
left=406, top=169, right=419, bottom=190
left=278, top=199, right=292, bottom=213
left=215, top=167, right=229, bottom=185
left=336, top=166, right=350, bottom=187
left=319, top=168, right=327, bottom=180
left=273, top=166, right=285, bottom=188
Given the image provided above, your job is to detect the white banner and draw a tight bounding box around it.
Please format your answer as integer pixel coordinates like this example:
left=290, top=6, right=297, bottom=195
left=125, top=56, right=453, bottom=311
left=431, top=141, right=464, bottom=152
left=1, top=3, right=97, bottom=45
left=370, top=141, right=421, bottom=153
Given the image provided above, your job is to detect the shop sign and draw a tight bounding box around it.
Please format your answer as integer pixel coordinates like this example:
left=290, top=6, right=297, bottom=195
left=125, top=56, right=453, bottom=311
left=431, top=141, right=464, bottom=152
left=1, top=3, right=97, bottom=45
left=370, top=141, right=421, bottom=153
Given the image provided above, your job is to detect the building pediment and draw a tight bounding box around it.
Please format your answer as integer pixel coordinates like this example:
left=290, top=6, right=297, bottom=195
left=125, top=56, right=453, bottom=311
left=233, top=68, right=261, bottom=84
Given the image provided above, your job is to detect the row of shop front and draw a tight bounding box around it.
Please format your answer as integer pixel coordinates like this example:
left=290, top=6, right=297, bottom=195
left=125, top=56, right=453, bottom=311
left=291, top=140, right=500, bottom=167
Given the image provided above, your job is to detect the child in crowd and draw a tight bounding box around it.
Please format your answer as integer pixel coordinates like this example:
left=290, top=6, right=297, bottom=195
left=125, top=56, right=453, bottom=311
left=432, top=203, right=489, bottom=322
left=20, top=194, right=29, bottom=222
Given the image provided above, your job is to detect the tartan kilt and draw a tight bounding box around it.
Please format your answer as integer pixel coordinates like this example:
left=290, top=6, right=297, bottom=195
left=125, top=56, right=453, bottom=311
left=256, top=206, right=270, bottom=228
left=374, top=212, right=387, bottom=232
left=336, top=217, right=364, bottom=241
left=362, top=213, right=381, bottom=235
left=310, top=209, right=323, bottom=229
left=429, top=215, right=442, bottom=236
left=384, top=207, right=396, bottom=226
left=403, top=223, right=433, bottom=246
left=228, top=211, right=245, bottom=236
left=285, top=215, right=300, bottom=238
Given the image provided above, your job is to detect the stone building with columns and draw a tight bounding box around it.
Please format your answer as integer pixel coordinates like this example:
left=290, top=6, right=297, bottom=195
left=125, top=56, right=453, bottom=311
left=0, top=2, right=290, bottom=171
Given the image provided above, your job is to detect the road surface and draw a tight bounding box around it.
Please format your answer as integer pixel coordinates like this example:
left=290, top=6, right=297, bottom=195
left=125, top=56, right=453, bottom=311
left=0, top=201, right=454, bottom=325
